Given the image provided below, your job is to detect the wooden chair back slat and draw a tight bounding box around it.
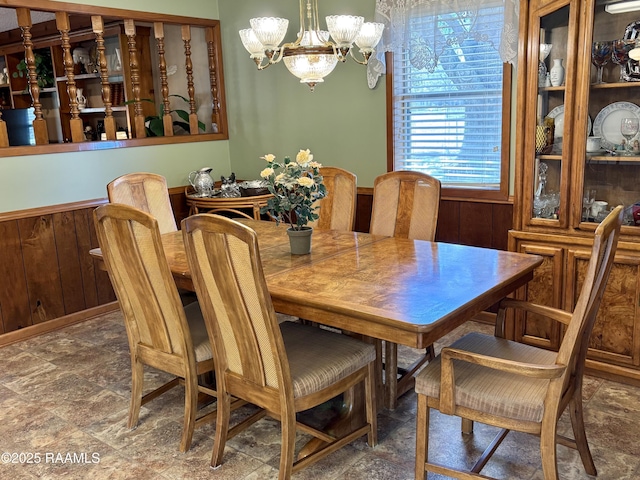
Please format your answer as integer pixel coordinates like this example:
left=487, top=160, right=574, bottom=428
left=309, top=166, right=357, bottom=232
left=94, top=204, right=190, bottom=357
left=370, top=171, right=441, bottom=241
left=183, top=215, right=287, bottom=390
left=107, top=172, right=178, bottom=234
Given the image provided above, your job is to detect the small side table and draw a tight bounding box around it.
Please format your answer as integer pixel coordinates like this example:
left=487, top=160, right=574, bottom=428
left=185, top=187, right=272, bottom=220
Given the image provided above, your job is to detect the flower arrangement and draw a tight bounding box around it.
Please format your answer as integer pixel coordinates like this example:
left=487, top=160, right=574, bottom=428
left=260, top=149, right=327, bottom=231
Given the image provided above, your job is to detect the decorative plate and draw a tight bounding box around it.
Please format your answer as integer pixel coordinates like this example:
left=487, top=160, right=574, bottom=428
left=592, top=101, right=640, bottom=150
left=546, top=104, right=592, bottom=138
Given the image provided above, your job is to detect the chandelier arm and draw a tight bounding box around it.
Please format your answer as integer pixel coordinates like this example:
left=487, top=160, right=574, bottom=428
left=348, top=48, right=371, bottom=65
left=254, top=57, right=273, bottom=70
left=269, top=47, right=286, bottom=64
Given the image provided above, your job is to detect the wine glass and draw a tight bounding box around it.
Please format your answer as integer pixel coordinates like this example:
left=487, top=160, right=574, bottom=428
left=620, top=117, right=639, bottom=155
left=591, top=41, right=612, bottom=84
left=611, top=39, right=635, bottom=82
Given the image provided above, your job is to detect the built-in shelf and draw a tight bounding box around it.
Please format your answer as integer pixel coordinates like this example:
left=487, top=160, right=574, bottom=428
left=12, top=86, right=57, bottom=96
left=55, top=71, right=124, bottom=82
left=79, top=105, right=127, bottom=114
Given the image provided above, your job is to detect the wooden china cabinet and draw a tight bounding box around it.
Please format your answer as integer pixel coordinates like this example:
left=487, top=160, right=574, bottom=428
left=511, top=0, right=640, bottom=384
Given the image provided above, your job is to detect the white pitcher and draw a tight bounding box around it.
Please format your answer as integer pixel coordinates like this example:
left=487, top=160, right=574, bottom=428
left=76, top=88, right=87, bottom=110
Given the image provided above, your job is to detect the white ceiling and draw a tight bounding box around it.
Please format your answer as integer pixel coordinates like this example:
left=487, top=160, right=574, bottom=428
left=0, top=8, right=56, bottom=34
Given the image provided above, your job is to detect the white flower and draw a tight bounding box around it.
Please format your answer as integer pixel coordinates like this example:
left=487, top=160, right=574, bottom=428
left=296, top=149, right=313, bottom=165
left=297, top=177, right=314, bottom=188
left=260, top=167, right=274, bottom=178
left=309, top=161, right=322, bottom=169
left=261, top=153, right=276, bottom=163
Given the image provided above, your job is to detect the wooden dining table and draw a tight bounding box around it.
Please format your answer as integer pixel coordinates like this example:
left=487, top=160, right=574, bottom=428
left=90, top=218, right=542, bottom=451
left=143, top=219, right=542, bottom=350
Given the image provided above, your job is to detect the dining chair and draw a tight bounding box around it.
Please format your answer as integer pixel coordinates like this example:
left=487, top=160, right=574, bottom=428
left=93, top=203, right=224, bottom=453
left=415, top=205, right=623, bottom=480
left=107, top=172, right=178, bottom=234
left=308, top=166, right=357, bottom=231
left=369, top=170, right=442, bottom=409
left=182, top=213, right=377, bottom=479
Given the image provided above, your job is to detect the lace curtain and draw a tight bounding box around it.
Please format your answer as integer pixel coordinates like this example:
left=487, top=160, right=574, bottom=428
left=367, top=0, right=519, bottom=88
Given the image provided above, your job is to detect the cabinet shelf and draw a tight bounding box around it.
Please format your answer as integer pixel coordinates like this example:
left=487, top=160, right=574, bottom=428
left=538, top=85, right=565, bottom=92
left=11, top=87, right=57, bottom=96
left=587, top=155, right=640, bottom=162
left=78, top=105, right=127, bottom=114
left=55, top=71, right=124, bottom=82
left=591, top=81, right=640, bottom=90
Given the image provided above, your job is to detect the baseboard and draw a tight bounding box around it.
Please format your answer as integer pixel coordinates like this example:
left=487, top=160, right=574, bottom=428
left=0, top=302, right=119, bottom=347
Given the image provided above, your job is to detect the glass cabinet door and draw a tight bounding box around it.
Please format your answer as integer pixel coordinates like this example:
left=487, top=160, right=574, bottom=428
left=524, top=0, right=581, bottom=228
left=578, top=3, right=640, bottom=231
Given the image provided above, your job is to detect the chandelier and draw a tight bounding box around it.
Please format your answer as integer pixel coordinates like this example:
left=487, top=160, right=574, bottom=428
left=239, top=0, right=384, bottom=91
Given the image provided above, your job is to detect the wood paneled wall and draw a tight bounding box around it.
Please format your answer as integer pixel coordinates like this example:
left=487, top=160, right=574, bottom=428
left=0, top=187, right=512, bottom=342
left=0, top=200, right=115, bottom=336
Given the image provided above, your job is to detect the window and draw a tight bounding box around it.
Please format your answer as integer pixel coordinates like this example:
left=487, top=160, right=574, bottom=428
left=389, top=4, right=510, bottom=199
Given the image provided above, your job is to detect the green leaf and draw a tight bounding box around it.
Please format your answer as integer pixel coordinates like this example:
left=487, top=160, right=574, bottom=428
left=147, top=117, right=164, bottom=137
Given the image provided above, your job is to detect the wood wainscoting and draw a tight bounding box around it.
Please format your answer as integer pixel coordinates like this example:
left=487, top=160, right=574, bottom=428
left=0, top=187, right=511, bottom=344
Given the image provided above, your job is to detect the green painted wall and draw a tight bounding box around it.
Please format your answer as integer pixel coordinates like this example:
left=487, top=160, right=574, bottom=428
left=1, top=0, right=515, bottom=214
left=218, top=0, right=387, bottom=188
left=0, top=0, right=228, bottom=213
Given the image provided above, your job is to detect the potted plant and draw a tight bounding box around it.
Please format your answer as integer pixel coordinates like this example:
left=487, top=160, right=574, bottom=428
left=12, top=49, right=54, bottom=90
left=125, top=94, right=206, bottom=137
left=260, top=149, right=326, bottom=254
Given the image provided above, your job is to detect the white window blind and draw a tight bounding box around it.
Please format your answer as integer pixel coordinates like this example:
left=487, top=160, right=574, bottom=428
left=393, top=5, right=505, bottom=188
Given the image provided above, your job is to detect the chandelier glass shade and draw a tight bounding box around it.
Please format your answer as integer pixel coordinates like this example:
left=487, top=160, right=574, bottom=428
left=240, top=0, right=384, bottom=91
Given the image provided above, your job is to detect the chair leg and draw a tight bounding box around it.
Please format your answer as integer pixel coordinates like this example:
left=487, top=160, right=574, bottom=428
left=540, top=420, right=559, bottom=480
left=278, top=409, right=297, bottom=480
left=415, top=394, right=428, bottom=480
left=569, top=394, right=597, bottom=475
left=127, top=358, right=144, bottom=429
left=211, top=392, right=231, bottom=468
left=365, top=362, right=378, bottom=447
left=179, top=372, right=198, bottom=452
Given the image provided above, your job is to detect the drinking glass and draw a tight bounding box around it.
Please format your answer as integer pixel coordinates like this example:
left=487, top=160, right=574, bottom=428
left=611, top=39, right=635, bottom=82
left=620, top=117, right=640, bottom=155
left=591, top=41, right=612, bottom=84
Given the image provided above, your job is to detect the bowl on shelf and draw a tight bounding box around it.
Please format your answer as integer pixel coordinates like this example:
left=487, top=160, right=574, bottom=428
left=239, top=180, right=269, bottom=197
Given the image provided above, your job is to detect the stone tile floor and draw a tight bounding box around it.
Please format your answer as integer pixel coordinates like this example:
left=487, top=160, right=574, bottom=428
left=1, top=310, right=640, bottom=479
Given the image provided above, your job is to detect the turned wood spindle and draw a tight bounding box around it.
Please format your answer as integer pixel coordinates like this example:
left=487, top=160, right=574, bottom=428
left=16, top=7, right=49, bottom=145
left=124, top=19, right=145, bottom=138
left=92, top=15, right=116, bottom=140
left=56, top=12, right=84, bottom=143
left=0, top=110, right=8, bottom=148
left=154, top=22, right=173, bottom=137
left=206, top=26, right=220, bottom=133
left=181, top=25, right=199, bottom=135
